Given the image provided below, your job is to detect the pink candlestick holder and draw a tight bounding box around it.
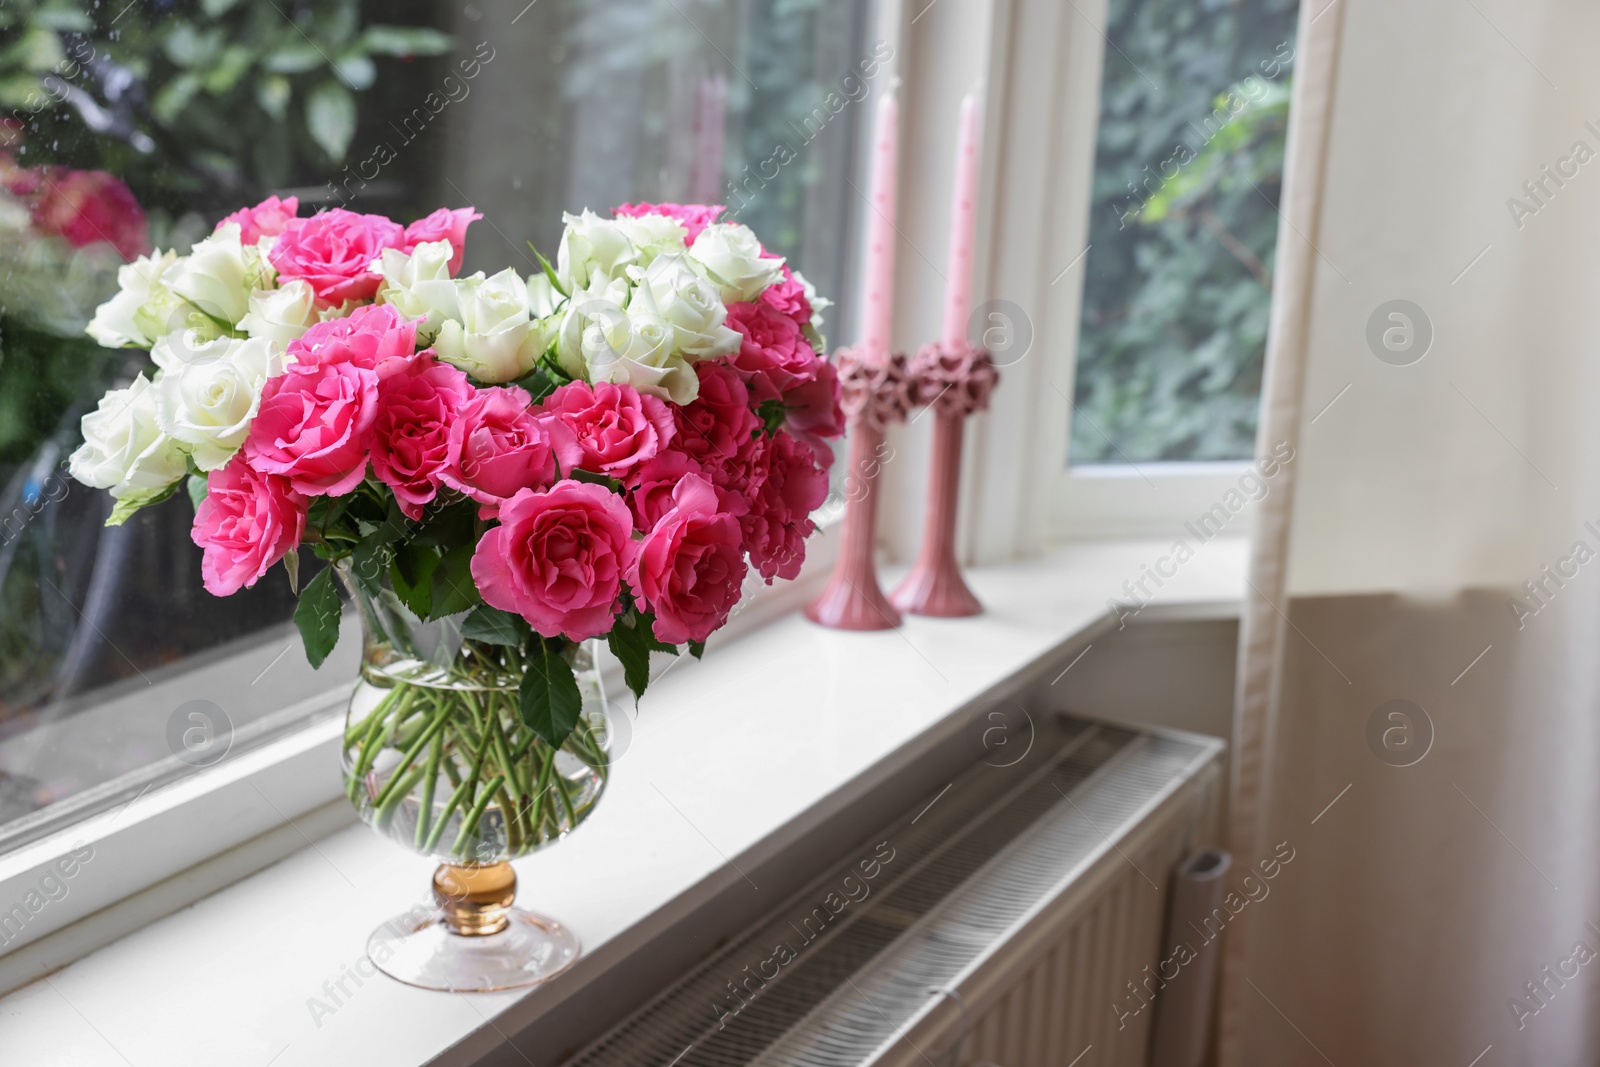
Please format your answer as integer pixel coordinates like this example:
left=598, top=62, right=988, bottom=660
left=806, top=346, right=916, bottom=631
left=890, top=339, right=999, bottom=617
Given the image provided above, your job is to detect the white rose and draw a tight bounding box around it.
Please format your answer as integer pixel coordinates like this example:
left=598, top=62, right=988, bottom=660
left=152, top=333, right=282, bottom=471
left=68, top=375, right=188, bottom=497
left=629, top=253, right=740, bottom=361
left=552, top=276, right=630, bottom=380
left=86, top=250, right=181, bottom=349
left=239, top=280, right=320, bottom=348
left=615, top=214, right=689, bottom=265
left=163, top=224, right=267, bottom=328
left=434, top=268, right=551, bottom=383
left=556, top=210, right=639, bottom=291
left=687, top=222, right=785, bottom=303
left=579, top=296, right=698, bottom=404
left=374, top=241, right=459, bottom=342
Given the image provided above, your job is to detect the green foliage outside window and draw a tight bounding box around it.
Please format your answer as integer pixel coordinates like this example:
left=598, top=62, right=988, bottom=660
left=1070, top=0, right=1298, bottom=463
left=0, top=0, right=449, bottom=219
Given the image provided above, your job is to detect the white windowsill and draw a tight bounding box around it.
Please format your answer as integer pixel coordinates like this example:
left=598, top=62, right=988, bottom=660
left=0, top=537, right=1247, bottom=1067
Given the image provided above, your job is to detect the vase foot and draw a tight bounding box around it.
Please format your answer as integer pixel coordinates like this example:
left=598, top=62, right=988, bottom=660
left=366, top=906, right=581, bottom=992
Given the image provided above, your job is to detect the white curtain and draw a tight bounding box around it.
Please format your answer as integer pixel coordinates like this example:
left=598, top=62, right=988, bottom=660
left=1221, top=0, right=1600, bottom=1063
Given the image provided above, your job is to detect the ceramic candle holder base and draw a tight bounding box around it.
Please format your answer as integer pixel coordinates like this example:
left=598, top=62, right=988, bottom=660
left=890, top=411, right=981, bottom=617
left=807, top=347, right=915, bottom=632
left=890, top=340, right=998, bottom=618
left=807, top=423, right=901, bottom=630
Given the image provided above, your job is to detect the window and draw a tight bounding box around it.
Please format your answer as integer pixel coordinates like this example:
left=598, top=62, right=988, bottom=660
left=0, top=0, right=870, bottom=856
left=1067, top=0, right=1299, bottom=465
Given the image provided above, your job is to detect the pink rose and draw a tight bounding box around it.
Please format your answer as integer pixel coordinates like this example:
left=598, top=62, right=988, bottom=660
left=740, top=430, right=829, bottom=582
left=31, top=168, right=147, bottom=260
left=624, top=449, right=705, bottom=532
left=471, top=480, right=637, bottom=641
left=442, top=386, right=581, bottom=516
left=191, top=454, right=307, bottom=596
left=370, top=356, right=474, bottom=519
left=672, top=360, right=761, bottom=469
left=542, top=380, right=674, bottom=479
left=287, top=303, right=418, bottom=380
left=626, top=474, right=748, bottom=645
left=269, top=208, right=406, bottom=306
left=216, top=195, right=299, bottom=244
left=781, top=358, right=845, bottom=461
left=724, top=301, right=821, bottom=402
left=613, top=201, right=724, bottom=243
left=403, top=206, right=481, bottom=275
left=244, top=361, right=378, bottom=497
left=759, top=265, right=812, bottom=327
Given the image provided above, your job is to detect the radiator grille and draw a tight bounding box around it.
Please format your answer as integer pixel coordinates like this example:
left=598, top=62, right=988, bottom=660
left=563, top=717, right=1221, bottom=1067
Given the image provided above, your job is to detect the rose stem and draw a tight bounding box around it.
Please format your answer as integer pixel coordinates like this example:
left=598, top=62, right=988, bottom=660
left=452, top=774, right=506, bottom=858
left=552, top=769, right=579, bottom=828
left=413, top=730, right=444, bottom=850
left=422, top=726, right=494, bottom=854
left=374, top=762, right=426, bottom=831
left=344, top=687, right=399, bottom=748
left=370, top=694, right=453, bottom=812
left=485, top=705, right=531, bottom=847
left=353, top=687, right=415, bottom=782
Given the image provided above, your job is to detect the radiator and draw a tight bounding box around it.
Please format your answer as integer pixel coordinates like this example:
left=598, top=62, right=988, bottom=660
left=563, top=715, right=1224, bottom=1067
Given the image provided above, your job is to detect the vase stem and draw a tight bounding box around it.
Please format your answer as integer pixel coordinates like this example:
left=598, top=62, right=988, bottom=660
left=434, top=862, right=516, bottom=937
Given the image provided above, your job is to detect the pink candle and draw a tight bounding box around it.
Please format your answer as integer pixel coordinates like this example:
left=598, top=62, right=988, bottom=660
left=941, top=92, right=981, bottom=349
left=862, top=86, right=899, bottom=360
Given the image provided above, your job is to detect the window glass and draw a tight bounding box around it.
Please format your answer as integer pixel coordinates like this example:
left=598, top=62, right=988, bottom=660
left=0, top=0, right=868, bottom=850
left=1068, top=0, right=1298, bottom=463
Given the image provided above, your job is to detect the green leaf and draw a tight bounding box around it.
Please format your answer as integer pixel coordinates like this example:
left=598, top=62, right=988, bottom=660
left=306, top=80, right=357, bottom=161
left=568, top=467, right=620, bottom=491
left=390, top=543, right=439, bottom=617
left=409, top=499, right=475, bottom=547
left=105, top=481, right=181, bottom=527
left=756, top=398, right=787, bottom=435
left=519, top=640, right=583, bottom=748
left=510, top=366, right=560, bottom=405
left=164, top=24, right=222, bottom=69
left=186, top=473, right=208, bottom=511
left=638, top=615, right=679, bottom=654
left=531, top=246, right=567, bottom=298
left=334, top=53, right=376, bottom=91
left=204, top=44, right=255, bottom=94
left=428, top=542, right=482, bottom=618
left=293, top=566, right=343, bottom=669
left=152, top=72, right=203, bottom=125
left=358, top=26, right=454, bottom=57
left=687, top=639, right=706, bottom=660
left=263, top=41, right=323, bottom=74
left=347, top=537, right=387, bottom=595
left=462, top=605, right=528, bottom=646
left=256, top=73, right=291, bottom=121
left=607, top=621, right=652, bottom=703
left=0, top=74, right=46, bottom=109
left=201, top=0, right=245, bottom=16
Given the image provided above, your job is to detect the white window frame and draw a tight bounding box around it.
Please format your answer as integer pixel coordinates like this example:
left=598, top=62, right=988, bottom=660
left=873, top=0, right=1271, bottom=561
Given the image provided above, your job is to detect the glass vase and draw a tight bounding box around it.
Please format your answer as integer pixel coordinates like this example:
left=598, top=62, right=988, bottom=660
left=336, top=562, right=611, bottom=992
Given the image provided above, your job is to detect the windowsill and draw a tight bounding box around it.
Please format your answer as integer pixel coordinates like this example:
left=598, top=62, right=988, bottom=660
left=0, top=537, right=1247, bottom=1067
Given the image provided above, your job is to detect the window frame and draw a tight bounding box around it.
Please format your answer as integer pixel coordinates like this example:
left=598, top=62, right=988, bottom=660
left=924, top=0, right=1272, bottom=557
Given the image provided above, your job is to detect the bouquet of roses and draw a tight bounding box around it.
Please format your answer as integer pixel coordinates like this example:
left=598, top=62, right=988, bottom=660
left=68, top=196, right=843, bottom=748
